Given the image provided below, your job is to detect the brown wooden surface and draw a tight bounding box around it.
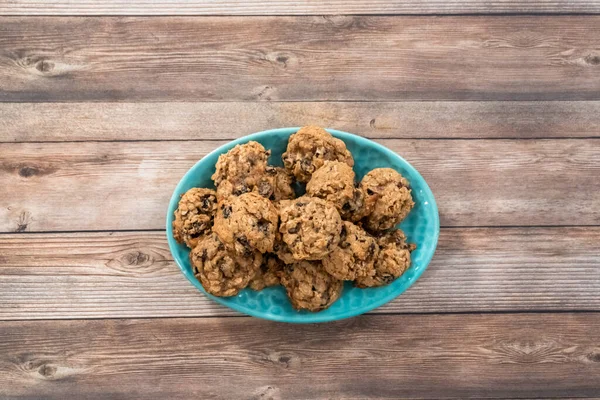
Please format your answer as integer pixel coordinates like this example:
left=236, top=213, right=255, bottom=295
left=3, top=101, right=600, bottom=142
left=1, top=5, right=599, bottom=399
left=1, top=314, right=600, bottom=399
left=1, top=228, right=599, bottom=320
left=2, top=16, right=600, bottom=102
left=2, top=139, right=599, bottom=232
left=2, top=0, right=600, bottom=15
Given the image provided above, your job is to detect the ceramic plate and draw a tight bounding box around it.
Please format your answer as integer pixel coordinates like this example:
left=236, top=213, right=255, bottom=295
left=166, top=128, right=439, bottom=323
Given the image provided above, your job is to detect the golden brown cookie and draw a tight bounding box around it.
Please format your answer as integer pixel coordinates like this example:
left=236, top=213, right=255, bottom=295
left=282, top=126, right=354, bottom=183
left=213, top=192, right=279, bottom=254
left=306, top=161, right=366, bottom=221
left=280, top=261, right=343, bottom=311
left=265, top=166, right=295, bottom=202
left=172, top=188, right=218, bottom=248
left=272, top=230, right=298, bottom=264
left=190, top=233, right=262, bottom=297
left=360, top=168, right=414, bottom=231
left=322, top=221, right=379, bottom=281
left=278, top=196, right=342, bottom=261
left=355, top=229, right=416, bottom=288
left=249, top=254, right=284, bottom=291
left=212, top=141, right=271, bottom=200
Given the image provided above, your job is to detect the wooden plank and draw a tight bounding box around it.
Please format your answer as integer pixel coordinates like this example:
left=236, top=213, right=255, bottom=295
left=1, top=228, right=599, bottom=320
left=1, top=314, right=599, bottom=399
left=1, top=16, right=600, bottom=102
left=3, top=101, right=600, bottom=142
left=1, top=139, right=599, bottom=232
left=2, top=0, right=600, bottom=16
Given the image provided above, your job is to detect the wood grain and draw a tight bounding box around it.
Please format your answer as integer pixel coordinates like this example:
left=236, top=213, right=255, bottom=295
left=1, top=314, right=599, bottom=399
left=2, top=0, right=600, bottom=16
left=3, top=101, right=600, bottom=142
left=1, top=228, right=599, bottom=320
left=2, top=16, right=600, bottom=102
left=1, top=139, right=599, bottom=232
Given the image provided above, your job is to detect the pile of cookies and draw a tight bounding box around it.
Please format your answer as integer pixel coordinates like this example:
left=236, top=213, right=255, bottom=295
left=172, top=126, right=416, bottom=312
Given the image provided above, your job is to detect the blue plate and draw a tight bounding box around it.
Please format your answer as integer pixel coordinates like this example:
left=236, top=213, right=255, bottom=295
left=166, top=128, right=439, bottom=323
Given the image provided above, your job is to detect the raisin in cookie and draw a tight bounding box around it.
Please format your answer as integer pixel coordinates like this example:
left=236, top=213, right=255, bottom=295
left=278, top=196, right=342, bottom=261
left=172, top=188, right=218, bottom=248
left=355, top=229, right=416, bottom=288
left=212, top=141, right=271, bottom=200
left=249, top=254, right=284, bottom=291
left=306, top=161, right=366, bottom=221
left=190, top=233, right=262, bottom=297
left=322, top=221, right=379, bottom=281
left=360, top=168, right=414, bottom=231
left=213, top=192, right=279, bottom=254
left=282, top=125, right=354, bottom=183
left=280, top=261, right=343, bottom=311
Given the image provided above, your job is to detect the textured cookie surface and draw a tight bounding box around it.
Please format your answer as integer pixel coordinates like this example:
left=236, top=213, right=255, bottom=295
left=306, top=161, right=366, bottom=221
left=212, top=141, right=271, bottom=200
left=190, top=233, right=262, bottom=297
left=214, top=192, right=279, bottom=254
left=265, top=166, right=295, bottom=202
left=172, top=188, right=218, bottom=249
left=249, top=254, right=284, bottom=291
left=280, top=260, right=343, bottom=311
left=282, top=126, right=354, bottom=182
left=360, top=168, right=414, bottom=231
left=322, top=221, right=379, bottom=281
left=355, top=229, right=416, bottom=288
left=278, top=196, right=342, bottom=260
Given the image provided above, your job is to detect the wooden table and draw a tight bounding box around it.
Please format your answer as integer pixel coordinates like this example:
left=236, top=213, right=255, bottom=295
left=2, top=1, right=600, bottom=399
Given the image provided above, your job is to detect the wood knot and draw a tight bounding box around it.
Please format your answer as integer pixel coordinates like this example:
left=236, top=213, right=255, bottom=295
left=124, top=251, right=150, bottom=266
left=269, top=352, right=295, bottom=369
left=266, top=52, right=296, bottom=70
left=253, top=385, right=280, bottom=400
left=584, top=54, right=600, bottom=65
left=4, top=162, right=56, bottom=178
left=16, top=211, right=31, bottom=232
left=256, top=85, right=276, bottom=100
left=587, top=352, right=600, bottom=363
left=105, top=248, right=166, bottom=275
left=278, top=355, right=291, bottom=364
left=38, top=364, right=57, bottom=378
left=19, top=166, right=39, bottom=178
left=21, top=56, right=35, bottom=67
left=369, top=118, right=376, bottom=128
left=36, top=59, right=54, bottom=73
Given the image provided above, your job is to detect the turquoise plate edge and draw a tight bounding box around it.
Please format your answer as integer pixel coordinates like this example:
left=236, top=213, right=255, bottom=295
left=166, top=127, right=440, bottom=324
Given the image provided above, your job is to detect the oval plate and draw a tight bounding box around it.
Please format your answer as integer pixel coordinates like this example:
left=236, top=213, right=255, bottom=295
left=166, top=128, right=439, bottom=323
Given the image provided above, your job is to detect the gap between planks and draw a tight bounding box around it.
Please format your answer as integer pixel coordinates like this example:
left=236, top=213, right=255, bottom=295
left=1, top=310, right=600, bottom=323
